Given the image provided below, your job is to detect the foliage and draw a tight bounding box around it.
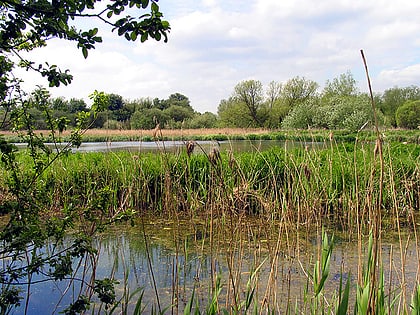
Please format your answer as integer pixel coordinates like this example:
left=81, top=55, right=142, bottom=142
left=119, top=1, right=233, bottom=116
left=395, top=100, right=420, bottom=129
left=281, top=98, right=318, bottom=129
left=282, top=90, right=383, bottom=131
left=0, top=0, right=170, bottom=312
left=130, top=108, right=169, bottom=129
left=164, top=93, right=193, bottom=110
left=322, top=71, right=359, bottom=100
left=163, top=104, right=194, bottom=123
left=266, top=80, right=282, bottom=109
left=185, top=112, right=218, bottom=129
left=378, top=86, right=420, bottom=127
left=233, top=79, right=266, bottom=127
left=281, top=76, right=319, bottom=108
left=217, top=97, right=257, bottom=128
left=318, top=94, right=379, bottom=131
left=0, top=0, right=170, bottom=96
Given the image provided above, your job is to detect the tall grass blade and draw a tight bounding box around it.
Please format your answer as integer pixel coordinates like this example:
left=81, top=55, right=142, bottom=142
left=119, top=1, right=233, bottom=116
left=184, top=286, right=195, bottom=315
left=336, top=272, right=351, bottom=315
left=411, top=284, right=420, bottom=315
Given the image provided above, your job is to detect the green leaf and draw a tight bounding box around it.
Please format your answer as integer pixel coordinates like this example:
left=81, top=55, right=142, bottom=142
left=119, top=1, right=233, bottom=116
left=336, top=272, right=351, bottom=315
left=141, top=0, right=149, bottom=9
left=82, top=47, right=88, bottom=59
left=130, top=31, right=137, bottom=41
left=151, top=1, right=159, bottom=12
left=140, top=32, right=148, bottom=42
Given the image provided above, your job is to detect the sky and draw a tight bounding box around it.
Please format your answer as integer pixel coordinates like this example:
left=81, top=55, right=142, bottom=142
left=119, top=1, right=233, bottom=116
left=16, top=0, right=420, bottom=113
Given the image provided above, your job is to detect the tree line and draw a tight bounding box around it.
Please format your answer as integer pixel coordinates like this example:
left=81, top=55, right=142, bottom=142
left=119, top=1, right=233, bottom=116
left=218, top=72, right=420, bottom=130
left=2, top=72, right=419, bottom=132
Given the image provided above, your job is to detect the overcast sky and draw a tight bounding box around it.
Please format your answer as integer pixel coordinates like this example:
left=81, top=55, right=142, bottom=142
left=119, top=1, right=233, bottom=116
left=17, top=0, right=420, bottom=113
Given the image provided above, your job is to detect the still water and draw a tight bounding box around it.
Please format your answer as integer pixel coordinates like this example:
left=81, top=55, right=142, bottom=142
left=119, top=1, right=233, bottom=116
left=13, top=218, right=419, bottom=314
left=15, top=139, right=327, bottom=154
left=74, top=140, right=327, bottom=153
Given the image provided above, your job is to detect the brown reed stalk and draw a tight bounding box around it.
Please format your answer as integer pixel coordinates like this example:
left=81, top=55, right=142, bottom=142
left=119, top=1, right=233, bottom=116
left=360, top=49, right=385, bottom=314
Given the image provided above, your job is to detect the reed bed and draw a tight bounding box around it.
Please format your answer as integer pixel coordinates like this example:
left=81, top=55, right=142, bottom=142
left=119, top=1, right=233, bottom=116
left=1, top=136, right=419, bottom=314
left=27, top=140, right=418, bottom=232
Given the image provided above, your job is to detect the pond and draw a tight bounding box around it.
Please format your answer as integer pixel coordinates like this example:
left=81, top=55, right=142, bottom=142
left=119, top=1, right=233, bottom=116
left=15, top=139, right=328, bottom=154
left=12, top=218, right=419, bottom=314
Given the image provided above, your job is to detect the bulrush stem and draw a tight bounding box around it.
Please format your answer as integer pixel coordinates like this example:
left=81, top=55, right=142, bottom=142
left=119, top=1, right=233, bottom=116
left=360, top=49, right=385, bottom=314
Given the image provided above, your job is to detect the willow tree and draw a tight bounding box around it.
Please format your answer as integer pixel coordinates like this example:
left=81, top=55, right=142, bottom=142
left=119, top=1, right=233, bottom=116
left=281, top=76, right=319, bottom=108
left=233, top=79, right=266, bottom=127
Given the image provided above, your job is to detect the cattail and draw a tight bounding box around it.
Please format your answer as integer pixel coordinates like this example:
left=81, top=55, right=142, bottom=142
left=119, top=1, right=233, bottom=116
left=152, top=123, right=161, bottom=139
left=209, top=146, right=221, bottom=165
left=186, top=140, right=195, bottom=157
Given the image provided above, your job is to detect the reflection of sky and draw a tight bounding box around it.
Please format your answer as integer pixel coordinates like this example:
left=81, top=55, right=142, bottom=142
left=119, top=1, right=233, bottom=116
left=12, top=224, right=420, bottom=314
left=14, top=140, right=328, bottom=155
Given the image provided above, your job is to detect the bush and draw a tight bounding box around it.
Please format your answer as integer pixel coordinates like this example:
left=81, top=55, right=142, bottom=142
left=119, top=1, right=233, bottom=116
left=396, top=100, right=420, bottom=129
left=130, top=108, right=169, bottom=129
left=281, top=101, right=316, bottom=129
left=103, top=119, right=122, bottom=130
left=185, top=112, right=217, bottom=129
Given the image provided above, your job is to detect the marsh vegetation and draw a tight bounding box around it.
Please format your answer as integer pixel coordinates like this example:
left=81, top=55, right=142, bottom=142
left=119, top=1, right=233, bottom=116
left=1, top=129, right=419, bottom=314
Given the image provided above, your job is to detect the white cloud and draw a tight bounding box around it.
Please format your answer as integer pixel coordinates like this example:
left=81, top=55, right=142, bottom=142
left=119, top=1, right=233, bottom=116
left=377, top=64, right=420, bottom=90
left=12, top=0, right=420, bottom=113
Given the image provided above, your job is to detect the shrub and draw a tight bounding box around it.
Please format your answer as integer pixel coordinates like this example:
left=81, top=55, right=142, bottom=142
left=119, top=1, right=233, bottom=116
left=281, top=101, right=317, bottom=129
left=396, top=100, right=420, bottom=129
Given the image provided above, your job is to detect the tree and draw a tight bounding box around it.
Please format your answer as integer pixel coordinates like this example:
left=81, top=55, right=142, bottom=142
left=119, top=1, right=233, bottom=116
left=281, top=76, right=319, bottom=108
left=160, top=94, right=195, bottom=127
left=51, top=97, right=69, bottom=111
left=217, top=97, right=256, bottom=128
left=266, top=81, right=282, bottom=109
left=281, top=100, right=318, bottom=129
left=379, top=86, right=420, bottom=127
left=1, top=0, right=169, bottom=99
left=125, top=97, right=154, bottom=113
left=68, top=98, right=88, bottom=113
left=0, top=0, right=170, bottom=312
left=186, top=112, right=217, bottom=129
left=107, top=94, right=124, bottom=111
left=322, top=71, right=358, bottom=99
left=131, top=108, right=168, bottom=129
left=165, top=93, right=192, bottom=109
left=396, top=100, right=420, bottom=129
left=164, top=104, right=194, bottom=128
left=233, top=80, right=265, bottom=127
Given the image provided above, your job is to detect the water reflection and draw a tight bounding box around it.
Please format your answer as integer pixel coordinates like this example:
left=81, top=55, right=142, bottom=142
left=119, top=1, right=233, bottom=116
left=14, top=220, right=420, bottom=314
left=14, top=140, right=327, bottom=154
